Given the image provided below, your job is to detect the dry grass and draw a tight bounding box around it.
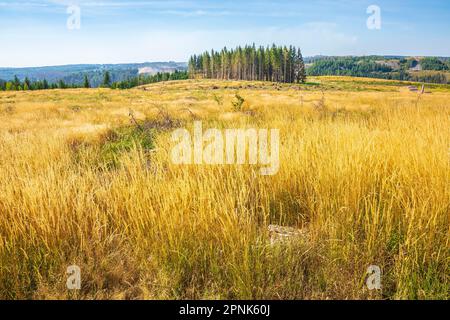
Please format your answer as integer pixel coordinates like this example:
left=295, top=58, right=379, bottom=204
left=0, top=77, right=449, bottom=300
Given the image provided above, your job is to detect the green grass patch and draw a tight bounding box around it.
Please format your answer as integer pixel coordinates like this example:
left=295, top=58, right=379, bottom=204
left=100, top=126, right=154, bottom=168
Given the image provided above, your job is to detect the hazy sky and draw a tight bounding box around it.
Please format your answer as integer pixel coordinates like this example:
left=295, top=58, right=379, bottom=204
left=1, top=0, right=449, bottom=67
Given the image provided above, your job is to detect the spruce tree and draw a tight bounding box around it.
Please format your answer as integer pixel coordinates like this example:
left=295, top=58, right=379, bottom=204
left=83, top=75, right=91, bottom=88
left=296, top=48, right=307, bottom=83
left=13, top=75, right=21, bottom=88
left=24, top=77, right=31, bottom=90
left=58, top=80, right=66, bottom=89
left=102, top=71, right=111, bottom=87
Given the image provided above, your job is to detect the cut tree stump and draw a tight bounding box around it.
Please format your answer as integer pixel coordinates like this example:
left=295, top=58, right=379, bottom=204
left=268, top=224, right=308, bottom=245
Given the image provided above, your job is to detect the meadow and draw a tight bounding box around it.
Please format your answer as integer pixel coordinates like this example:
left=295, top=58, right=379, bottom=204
left=0, top=76, right=448, bottom=299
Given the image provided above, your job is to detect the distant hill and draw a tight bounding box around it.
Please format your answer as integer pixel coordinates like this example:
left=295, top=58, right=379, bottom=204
left=305, top=55, right=450, bottom=84
left=0, top=62, right=187, bottom=88
left=2, top=55, right=449, bottom=87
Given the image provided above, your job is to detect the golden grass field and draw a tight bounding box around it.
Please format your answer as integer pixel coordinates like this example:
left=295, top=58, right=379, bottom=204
left=0, top=76, right=449, bottom=299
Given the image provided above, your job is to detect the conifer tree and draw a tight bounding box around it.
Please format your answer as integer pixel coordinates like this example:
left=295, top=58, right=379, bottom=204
left=24, top=77, right=31, bottom=90
left=13, top=75, right=21, bottom=88
left=102, top=71, right=111, bottom=87
left=58, top=80, right=66, bottom=89
left=84, top=75, right=91, bottom=88
left=296, top=48, right=307, bottom=83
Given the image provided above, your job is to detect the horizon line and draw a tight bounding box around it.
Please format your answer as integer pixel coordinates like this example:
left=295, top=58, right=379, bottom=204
left=2, top=54, right=449, bottom=69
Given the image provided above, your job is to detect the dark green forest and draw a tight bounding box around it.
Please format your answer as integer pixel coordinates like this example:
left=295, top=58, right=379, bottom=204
left=307, top=56, right=449, bottom=84
left=420, top=57, right=449, bottom=71
left=0, top=71, right=188, bottom=91
left=111, top=70, right=188, bottom=89
left=307, top=57, right=393, bottom=76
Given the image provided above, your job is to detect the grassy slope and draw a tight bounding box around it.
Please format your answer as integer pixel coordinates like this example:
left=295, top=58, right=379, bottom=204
left=0, top=77, right=449, bottom=299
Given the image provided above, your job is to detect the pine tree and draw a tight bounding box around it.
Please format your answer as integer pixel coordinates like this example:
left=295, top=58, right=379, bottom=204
left=24, top=77, right=31, bottom=90
left=58, top=80, right=66, bottom=89
left=102, top=71, right=111, bottom=87
left=13, top=75, right=21, bottom=88
left=83, top=75, right=91, bottom=88
left=296, top=48, right=307, bottom=83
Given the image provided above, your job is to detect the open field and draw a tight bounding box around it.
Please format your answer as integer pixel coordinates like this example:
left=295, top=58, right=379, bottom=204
left=0, top=77, right=449, bottom=299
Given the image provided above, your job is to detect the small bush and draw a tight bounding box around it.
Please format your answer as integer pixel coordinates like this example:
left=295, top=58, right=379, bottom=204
left=100, top=126, right=154, bottom=168
left=213, top=94, right=223, bottom=106
left=231, top=93, right=245, bottom=112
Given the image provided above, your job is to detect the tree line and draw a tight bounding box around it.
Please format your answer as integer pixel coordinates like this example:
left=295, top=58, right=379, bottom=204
left=307, top=57, right=393, bottom=77
left=307, top=56, right=449, bottom=84
left=0, top=74, right=104, bottom=91
left=420, top=57, right=449, bottom=71
left=0, top=76, right=69, bottom=91
left=0, top=70, right=188, bottom=91
left=188, top=44, right=307, bottom=83
left=112, top=70, right=188, bottom=89
left=391, top=70, right=448, bottom=84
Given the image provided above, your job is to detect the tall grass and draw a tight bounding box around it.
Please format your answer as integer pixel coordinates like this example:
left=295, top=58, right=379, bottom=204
left=0, top=79, right=448, bottom=299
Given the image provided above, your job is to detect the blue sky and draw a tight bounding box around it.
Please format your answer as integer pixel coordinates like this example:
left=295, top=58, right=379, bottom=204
left=0, top=0, right=449, bottom=67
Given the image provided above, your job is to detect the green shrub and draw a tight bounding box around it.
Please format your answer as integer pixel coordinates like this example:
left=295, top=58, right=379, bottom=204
left=231, top=93, right=245, bottom=112
left=100, top=126, right=154, bottom=168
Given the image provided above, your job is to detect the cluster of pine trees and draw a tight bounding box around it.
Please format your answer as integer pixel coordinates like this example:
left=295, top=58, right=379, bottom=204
left=0, top=76, right=60, bottom=91
left=307, top=57, right=393, bottom=77
left=0, top=71, right=115, bottom=91
left=112, top=70, right=188, bottom=89
left=404, top=72, right=448, bottom=84
left=188, top=44, right=306, bottom=83
left=306, top=56, right=449, bottom=84
left=0, top=70, right=187, bottom=91
left=0, top=75, right=91, bottom=91
left=420, top=57, right=449, bottom=71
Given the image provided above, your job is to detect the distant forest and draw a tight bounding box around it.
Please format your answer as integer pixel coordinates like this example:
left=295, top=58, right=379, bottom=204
left=188, top=45, right=307, bottom=83
left=0, top=62, right=187, bottom=91
left=0, top=71, right=188, bottom=91
left=112, top=70, right=188, bottom=89
left=307, top=56, right=450, bottom=84
left=1, top=52, right=449, bottom=91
